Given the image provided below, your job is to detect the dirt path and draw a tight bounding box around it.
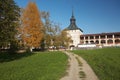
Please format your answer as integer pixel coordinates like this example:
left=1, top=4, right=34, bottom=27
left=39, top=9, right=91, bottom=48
left=60, top=51, right=99, bottom=80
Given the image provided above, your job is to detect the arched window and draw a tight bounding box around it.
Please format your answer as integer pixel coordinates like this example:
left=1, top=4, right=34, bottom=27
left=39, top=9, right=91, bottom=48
left=86, top=41, right=88, bottom=44
left=90, top=40, right=94, bottom=44
left=90, top=36, right=94, bottom=39
left=85, top=36, right=88, bottom=39
left=107, top=39, right=113, bottom=44
left=70, top=45, right=75, bottom=48
left=95, top=40, right=99, bottom=44
left=115, top=39, right=120, bottom=44
left=101, top=40, right=106, bottom=44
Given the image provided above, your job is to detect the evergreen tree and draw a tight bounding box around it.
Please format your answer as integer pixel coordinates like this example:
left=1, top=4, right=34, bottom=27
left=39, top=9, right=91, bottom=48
left=0, top=0, right=20, bottom=52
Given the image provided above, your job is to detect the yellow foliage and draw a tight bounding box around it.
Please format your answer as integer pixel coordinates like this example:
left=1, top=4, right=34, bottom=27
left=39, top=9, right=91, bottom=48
left=20, top=2, right=43, bottom=48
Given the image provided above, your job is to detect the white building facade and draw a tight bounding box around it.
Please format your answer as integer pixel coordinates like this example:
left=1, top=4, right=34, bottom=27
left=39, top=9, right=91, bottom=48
left=80, top=32, right=120, bottom=47
left=67, top=30, right=83, bottom=47
left=66, top=11, right=120, bottom=48
left=66, top=11, right=83, bottom=47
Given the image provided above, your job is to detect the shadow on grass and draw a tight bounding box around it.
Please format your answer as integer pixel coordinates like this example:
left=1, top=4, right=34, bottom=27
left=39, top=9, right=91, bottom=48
left=0, top=51, right=34, bottom=63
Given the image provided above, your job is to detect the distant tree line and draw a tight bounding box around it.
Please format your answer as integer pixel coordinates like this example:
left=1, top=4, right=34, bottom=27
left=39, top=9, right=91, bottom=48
left=0, top=0, right=71, bottom=53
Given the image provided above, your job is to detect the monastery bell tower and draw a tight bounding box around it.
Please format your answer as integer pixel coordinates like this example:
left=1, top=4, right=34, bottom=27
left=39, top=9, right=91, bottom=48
left=66, top=10, right=83, bottom=47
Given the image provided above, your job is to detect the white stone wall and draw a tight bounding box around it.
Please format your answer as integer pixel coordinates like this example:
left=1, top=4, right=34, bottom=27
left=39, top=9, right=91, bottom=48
left=67, top=30, right=83, bottom=47
left=80, top=34, right=120, bottom=47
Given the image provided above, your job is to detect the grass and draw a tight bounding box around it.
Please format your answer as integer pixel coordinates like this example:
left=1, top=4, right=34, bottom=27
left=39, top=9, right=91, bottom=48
left=72, top=47, right=120, bottom=80
left=0, top=51, right=68, bottom=80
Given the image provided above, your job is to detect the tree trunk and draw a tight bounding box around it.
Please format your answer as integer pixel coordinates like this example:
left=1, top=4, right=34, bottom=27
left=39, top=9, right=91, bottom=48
left=30, top=47, right=33, bottom=52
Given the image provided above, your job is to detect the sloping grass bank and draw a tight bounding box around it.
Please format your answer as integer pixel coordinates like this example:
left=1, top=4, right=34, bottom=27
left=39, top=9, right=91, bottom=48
left=72, top=47, right=120, bottom=80
left=0, top=51, right=68, bottom=80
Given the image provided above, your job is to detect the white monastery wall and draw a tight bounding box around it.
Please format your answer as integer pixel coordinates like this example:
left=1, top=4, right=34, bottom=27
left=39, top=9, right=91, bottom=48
left=67, top=30, right=83, bottom=47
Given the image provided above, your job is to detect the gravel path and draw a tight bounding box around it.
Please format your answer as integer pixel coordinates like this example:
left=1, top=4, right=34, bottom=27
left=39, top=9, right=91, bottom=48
left=60, top=51, right=99, bottom=80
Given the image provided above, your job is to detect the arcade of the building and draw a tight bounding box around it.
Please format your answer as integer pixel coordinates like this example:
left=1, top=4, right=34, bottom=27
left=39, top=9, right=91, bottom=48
left=80, top=32, right=120, bottom=47
left=66, top=11, right=120, bottom=48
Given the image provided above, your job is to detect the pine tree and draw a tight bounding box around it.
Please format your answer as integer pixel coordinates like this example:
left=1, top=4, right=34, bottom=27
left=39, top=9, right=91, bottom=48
left=0, top=0, right=20, bottom=51
left=21, top=2, right=43, bottom=51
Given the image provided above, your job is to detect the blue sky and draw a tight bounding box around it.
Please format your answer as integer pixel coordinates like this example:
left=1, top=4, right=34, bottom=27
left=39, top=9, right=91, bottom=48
left=14, top=0, right=120, bottom=34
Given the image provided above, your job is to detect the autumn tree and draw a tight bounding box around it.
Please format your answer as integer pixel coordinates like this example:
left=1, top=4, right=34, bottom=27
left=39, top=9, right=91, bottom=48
left=41, top=12, right=71, bottom=49
left=20, top=2, right=43, bottom=51
left=48, top=25, right=71, bottom=49
left=0, top=0, right=20, bottom=52
left=40, top=12, right=50, bottom=49
left=41, top=11, right=54, bottom=48
left=59, top=30, right=71, bottom=48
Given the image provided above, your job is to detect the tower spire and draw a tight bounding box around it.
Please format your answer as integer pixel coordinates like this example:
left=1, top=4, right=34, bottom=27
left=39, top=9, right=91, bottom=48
left=70, top=7, right=75, bottom=24
left=66, top=8, right=83, bottom=32
left=72, top=6, right=74, bottom=18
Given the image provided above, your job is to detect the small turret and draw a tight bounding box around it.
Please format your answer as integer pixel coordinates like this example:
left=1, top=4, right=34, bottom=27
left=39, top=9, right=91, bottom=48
left=66, top=10, right=83, bottom=32
left=65, top=10, right=83, bottom=47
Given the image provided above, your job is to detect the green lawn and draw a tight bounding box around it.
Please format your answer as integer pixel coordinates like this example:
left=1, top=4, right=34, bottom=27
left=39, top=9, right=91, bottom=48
left=72, top=47, right=120, bottom=80
left=0, top=51, right=68, bottom=80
